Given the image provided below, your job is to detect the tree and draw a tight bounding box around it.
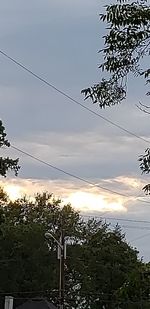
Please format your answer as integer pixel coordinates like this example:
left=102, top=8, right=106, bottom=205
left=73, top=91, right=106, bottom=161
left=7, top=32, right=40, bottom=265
left=82, top=0, right=150, bottom=108
left=0, top=191, right=84, bottom=308
left=0, top=190, right=149, bottom=308
left=0, top=120, right=20, bottom=176
left=66, top=223, right=139, bottom=309
left=81, top=0, right=150, bottom=193
left=116, top=263, right=150, bottom=308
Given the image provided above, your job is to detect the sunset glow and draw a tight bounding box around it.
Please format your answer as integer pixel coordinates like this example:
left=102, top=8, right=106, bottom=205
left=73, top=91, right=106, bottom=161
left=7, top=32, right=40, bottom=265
left=0, top=177, right=132, bottom=213
left=3, top=183, right=126, bottom=213
left=64, top=191, right=126, bottom=213
left=5, top=185, right=22, bottom=201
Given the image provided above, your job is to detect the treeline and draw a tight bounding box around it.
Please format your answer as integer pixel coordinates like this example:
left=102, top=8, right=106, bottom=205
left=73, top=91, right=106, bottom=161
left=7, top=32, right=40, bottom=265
left=0, top=189, right=150, bottom=309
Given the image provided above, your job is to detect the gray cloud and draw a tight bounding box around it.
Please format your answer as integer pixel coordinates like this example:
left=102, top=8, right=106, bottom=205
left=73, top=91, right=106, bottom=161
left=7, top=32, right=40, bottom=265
left=1, top=175, right=150, bottom=259
left=0, top=0, right=150, bottom=260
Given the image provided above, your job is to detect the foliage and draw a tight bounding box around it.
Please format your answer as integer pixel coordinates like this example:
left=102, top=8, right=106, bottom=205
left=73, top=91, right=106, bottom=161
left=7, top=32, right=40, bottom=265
left=0, top=190, right=83, bottom=308
left=138, top=148, right=150, bottom=194
left=116, top=263, right=150, bottom=308
left=0, top=120, right=20, bottom=176
left=82, top=0, right=150, bottom=108
left=0, top=190, right=149, bottom=308
left=66, top=224, right=140, bottom=309
left=82, top=0, right=150, bottom=194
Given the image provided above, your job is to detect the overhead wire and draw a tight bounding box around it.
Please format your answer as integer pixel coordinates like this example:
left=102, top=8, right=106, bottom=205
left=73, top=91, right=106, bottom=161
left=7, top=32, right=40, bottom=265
left=0, top=289, right=149, bottom=303
left=10, top=144, right=150, bottom=204
left=82, top=214, right=150, bottom=240
left=131, top=232, right=150, bottom=242
left=0, top=50, right=149, bottom=303
left=1, top=49, right=150, bottom=203
left=0, top=217, right=150, bottom=266
left=0, top=49, right=150, bottom=145
left=0, top=158, right=150, bottom=242
left=118, top=224, right=150, bottom=231
left=11, top=145, right=128, bottom=197
left=82, top=214, right=150, bottom=224
left=10, top=144, right=150, bottom=205
left=0, top=295, right=148, bottom=305
left=0, top=290, right=58, bottom=295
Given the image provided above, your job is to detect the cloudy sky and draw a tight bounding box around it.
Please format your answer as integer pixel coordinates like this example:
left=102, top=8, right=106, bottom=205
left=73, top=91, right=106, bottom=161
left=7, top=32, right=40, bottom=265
left=0, top=0, right=150, bottom=260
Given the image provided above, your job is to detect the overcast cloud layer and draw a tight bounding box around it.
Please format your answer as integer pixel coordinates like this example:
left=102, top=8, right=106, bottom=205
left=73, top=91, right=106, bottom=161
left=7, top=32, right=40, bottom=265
left=0, top=0, right=150, bottom=260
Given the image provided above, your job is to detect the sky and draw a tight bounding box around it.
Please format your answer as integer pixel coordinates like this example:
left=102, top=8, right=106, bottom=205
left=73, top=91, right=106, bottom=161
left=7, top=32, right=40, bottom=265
left=0, top=0, right=150, bottom=260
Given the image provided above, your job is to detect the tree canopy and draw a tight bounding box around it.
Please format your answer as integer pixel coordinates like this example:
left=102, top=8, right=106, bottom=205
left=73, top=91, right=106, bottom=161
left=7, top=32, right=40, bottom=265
left=0, top=189, right=150, bottom=308
left=82, top=0, right=150, bottom=108
left=81, top=0, right=150, bottom=193
left=0, top=120, right=20, bottom=177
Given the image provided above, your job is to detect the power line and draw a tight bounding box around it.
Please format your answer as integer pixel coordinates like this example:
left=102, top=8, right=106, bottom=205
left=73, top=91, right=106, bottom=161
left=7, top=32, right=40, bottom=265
left=11, top=145, right=128, bottom=198
left=0, top=290, right=59, bottom=295
left=131, top=232, right=150, bottom=242
left=137, top=198, right=150, bottom=204
left=0, top=294, right=148, bottom=306
left=1, top=50, right=150, bottom=202
left=11, top=144, right=150, bottom=205
left=81, top=213, right=150, bottom=231
left=65, top=298, right=150, bottom=304
left=119, top=224, right=150, bottom=231
left=0, top=49, right=150, bottom=145
left=0, top=290, right=149, bottom=303
left=82, top=214, right=150, bottom=224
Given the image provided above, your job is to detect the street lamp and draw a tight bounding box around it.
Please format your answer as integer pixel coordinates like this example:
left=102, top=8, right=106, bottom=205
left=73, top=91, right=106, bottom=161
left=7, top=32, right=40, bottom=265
left=45, top=231, right=66, bottom=309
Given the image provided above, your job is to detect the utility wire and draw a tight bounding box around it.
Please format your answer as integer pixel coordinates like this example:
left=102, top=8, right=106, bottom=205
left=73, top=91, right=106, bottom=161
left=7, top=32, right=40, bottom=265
left=131, top=232, right=150, bottom=242
left=3, top=297, right=150, bottom=304
left=11, top=144, right=150, bottom=204
left=11, top=145, right=128, bottom=198
left=117, top=224, right=150, bottom=231
left=82, top=214, right=150, bottom=224
left=0, top=290, right=58, bottom=295
left=0, top=290, right=149, bottom=303
left=1, top=49, right=150, bottom=202
left=0, top=49, right=150, bottom=145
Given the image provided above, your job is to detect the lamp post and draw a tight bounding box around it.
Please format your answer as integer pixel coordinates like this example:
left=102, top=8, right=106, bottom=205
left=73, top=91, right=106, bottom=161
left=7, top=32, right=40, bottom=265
left=45, top=231, right=66, bottom=309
